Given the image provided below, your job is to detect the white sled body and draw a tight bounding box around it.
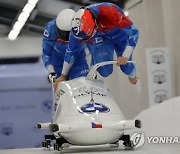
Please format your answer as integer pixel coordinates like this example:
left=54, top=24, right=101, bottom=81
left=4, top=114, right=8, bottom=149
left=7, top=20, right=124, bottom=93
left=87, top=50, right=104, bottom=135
left=52, top=77, right=137, bottom=145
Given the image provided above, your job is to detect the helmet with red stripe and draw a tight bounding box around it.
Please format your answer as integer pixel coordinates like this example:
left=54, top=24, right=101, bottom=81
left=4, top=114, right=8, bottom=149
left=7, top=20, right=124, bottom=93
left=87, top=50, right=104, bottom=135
left=71, top=9, right=97, bottom=40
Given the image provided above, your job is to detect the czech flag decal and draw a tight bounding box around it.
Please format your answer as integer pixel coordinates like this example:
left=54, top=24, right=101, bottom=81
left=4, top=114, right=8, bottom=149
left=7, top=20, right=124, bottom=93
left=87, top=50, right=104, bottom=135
left=92, top=122, right=102, bottom=128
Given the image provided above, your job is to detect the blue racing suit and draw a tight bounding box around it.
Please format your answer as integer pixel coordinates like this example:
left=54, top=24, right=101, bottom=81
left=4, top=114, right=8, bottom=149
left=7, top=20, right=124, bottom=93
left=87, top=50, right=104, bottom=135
left=86, top=35, right=114, bottom=77
left=63, top=2, right=139, bottom=78
left=42, top=19, right=89, bottom=79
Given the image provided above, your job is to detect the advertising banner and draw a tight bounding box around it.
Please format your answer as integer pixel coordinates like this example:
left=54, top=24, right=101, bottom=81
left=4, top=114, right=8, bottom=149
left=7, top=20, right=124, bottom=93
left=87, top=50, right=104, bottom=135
left=146, top=47, right=173, bottom=106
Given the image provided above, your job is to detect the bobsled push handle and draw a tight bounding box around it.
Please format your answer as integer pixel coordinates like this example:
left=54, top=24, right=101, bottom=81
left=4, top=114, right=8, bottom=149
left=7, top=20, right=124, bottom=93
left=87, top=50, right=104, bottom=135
left=86, top=60, right=137, bottom=80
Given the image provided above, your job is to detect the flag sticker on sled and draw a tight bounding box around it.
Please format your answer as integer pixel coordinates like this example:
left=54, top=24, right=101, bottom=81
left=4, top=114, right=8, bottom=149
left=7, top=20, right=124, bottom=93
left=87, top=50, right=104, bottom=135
left=92, top=122, right=102, bottom=128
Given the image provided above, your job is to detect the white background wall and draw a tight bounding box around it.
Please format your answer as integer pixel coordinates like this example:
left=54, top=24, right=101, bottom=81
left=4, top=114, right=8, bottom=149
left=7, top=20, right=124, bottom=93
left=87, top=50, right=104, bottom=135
left=0, top=0, right=180, bottom=119
left=0, top=37, right=42, bottom=58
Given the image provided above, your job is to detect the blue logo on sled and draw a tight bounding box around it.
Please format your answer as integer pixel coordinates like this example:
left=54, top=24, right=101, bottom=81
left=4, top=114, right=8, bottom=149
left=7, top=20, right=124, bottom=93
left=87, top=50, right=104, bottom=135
left=80, top=103, right=110, bottom=113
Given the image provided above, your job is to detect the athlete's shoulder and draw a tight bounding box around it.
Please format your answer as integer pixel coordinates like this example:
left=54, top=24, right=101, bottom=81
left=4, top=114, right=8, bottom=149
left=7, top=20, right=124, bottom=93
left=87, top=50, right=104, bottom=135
left=87, top=2, right=125, bottom=19
left=43, top=19, right=57, bottom=40
left=86, top=2, right=107, bottom=15
left=87, top=2, right=114, bottom=8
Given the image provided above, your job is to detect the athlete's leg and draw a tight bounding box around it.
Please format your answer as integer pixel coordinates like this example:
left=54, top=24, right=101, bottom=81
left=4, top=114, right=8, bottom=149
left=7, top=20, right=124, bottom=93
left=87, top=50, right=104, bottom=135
left=68, top=60, right=89, bottom=79
left=93, top=45, right=114, bottom=77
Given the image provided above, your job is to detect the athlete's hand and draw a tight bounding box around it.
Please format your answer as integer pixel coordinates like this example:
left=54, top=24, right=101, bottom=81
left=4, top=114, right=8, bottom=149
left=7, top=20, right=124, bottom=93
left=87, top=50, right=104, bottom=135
left=54, top=74, right=67, bottom=92
left=116, top=57, right=128, bottom=66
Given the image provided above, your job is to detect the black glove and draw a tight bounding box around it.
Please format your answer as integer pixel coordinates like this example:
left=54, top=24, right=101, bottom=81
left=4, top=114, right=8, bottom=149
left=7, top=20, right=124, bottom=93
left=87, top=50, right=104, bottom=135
left=48, top=72, right=56, bottom=84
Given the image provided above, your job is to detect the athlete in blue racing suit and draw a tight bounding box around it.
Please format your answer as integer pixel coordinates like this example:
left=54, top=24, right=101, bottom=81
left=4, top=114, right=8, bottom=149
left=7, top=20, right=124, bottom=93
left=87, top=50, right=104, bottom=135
left=60, top=3, right=141, bottom=91
left=42, top=9, right=89, bottom=91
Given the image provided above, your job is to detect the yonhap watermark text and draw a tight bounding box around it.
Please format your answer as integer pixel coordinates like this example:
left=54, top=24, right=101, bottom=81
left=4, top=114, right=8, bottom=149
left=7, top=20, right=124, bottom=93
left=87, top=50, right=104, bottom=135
left=147, top=136, right=180, bottom=144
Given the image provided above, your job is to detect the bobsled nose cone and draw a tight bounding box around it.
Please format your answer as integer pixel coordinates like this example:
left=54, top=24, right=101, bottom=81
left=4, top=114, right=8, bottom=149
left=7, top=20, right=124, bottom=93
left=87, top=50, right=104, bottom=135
left=49, top=124, right=59, bottom=132
left=36, top=124, right=41, bottom=129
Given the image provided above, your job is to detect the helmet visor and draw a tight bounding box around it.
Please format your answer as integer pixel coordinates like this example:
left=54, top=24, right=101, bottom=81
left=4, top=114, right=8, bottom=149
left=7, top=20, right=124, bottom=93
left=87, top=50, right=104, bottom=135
left=71, top=10, right=96, bottom=40
left=56, top=28, right=70, bottom=41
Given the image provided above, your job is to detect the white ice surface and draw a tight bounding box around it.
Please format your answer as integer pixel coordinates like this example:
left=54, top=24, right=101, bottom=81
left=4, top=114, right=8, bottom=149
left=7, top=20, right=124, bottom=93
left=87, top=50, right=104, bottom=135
left=0, top=144, right=180, bottom=154
left=135, top=96, right=180, bottom=137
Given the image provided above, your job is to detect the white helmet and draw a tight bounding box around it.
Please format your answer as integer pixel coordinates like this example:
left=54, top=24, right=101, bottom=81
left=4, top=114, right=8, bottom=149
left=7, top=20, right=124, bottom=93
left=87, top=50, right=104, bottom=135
left=56, top=9, right=75, bottom=31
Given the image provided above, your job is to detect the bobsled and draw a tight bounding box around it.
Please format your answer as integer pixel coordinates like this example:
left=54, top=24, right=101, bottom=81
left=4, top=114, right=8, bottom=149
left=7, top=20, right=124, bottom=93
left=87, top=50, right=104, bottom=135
left=37, top=61, right=142, bottom=153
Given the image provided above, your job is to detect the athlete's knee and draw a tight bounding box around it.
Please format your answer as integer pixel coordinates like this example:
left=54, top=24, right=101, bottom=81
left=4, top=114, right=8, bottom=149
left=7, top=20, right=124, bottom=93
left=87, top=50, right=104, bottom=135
left=120, top=63, right=135, bottom=76
left=97, top=65, right=113, bottom=77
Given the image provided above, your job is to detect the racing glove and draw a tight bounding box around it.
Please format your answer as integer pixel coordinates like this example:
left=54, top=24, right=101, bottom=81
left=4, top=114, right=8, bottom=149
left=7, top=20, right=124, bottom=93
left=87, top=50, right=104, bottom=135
left=48, top=72, right=56, bottom=84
